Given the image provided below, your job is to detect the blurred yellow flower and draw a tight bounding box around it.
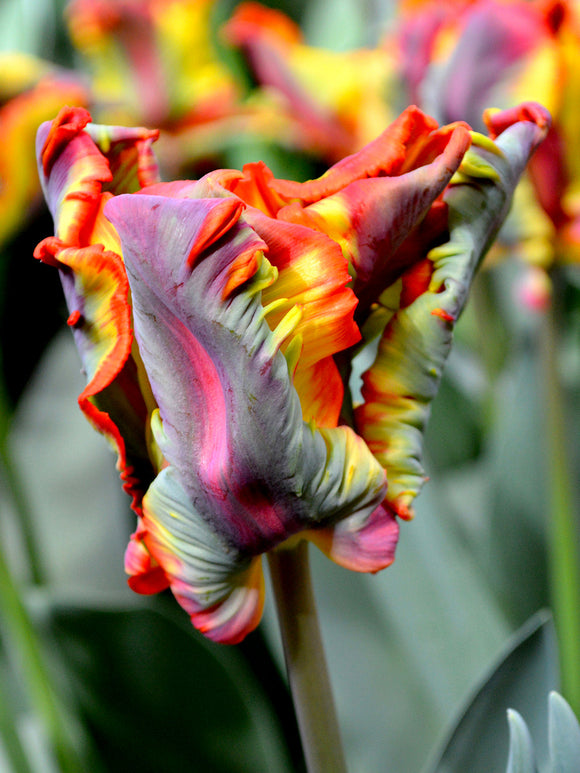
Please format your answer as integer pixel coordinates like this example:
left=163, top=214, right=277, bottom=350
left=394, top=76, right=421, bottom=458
left=0, top=52, right=88, bottom=248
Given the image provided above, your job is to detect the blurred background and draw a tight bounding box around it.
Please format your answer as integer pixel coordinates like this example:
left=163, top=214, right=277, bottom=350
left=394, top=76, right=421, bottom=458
left=1, top=0, right=579, bottom=770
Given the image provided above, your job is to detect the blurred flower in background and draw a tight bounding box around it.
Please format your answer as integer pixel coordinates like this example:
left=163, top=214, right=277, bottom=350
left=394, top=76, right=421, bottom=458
left=64, top=0, right=336, bottom=177
left=65, top=0, right=238, bottom=128
left=0, top=52, right=87, bottom=249
left=222, top=1, right=397, bottom=161
left=392, top=0, right=580, bottom=277
left=65, top=0, right=251, bottom=175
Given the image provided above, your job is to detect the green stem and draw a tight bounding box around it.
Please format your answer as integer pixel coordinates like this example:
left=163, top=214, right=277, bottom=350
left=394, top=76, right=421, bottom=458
left=540, top=291, right=580, bottom=715
left=0, top=539, right=82, bottom=772
left=267, top=541, right=348, bottom=773
left=0, top=672, right=34, bottom=773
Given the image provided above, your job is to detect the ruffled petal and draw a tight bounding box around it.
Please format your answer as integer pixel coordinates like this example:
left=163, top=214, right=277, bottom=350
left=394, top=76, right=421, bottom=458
left=36, top=106, right=159, bottom=247
left=267, top=105, right=442, bottom=204
left=33, top=238, right=155, bottom=508
left=134, top=173, right=359, bottom=429
left=34, top=107, right=162, bottom=509
left=280, top=122, right=471, bottom=313
left=207, top=107, right=446, bottom=212
left=355, top=104, right=551, bottom=518
left=291, top=358, right=344, bottom=428
left=246, top=209, right=360, bottom=371
left=104, top=192, right=388, bottom=557
left=37, top=107, right=111, bottom=246
left=85, top=122, right=160, bottom=191
left=125, top=522, right=170, bottom=595
left=40, top=242, right=130, bottom=396
left=137, top=467, right=265, bottom=644
left=307, top=503, right=399, bottom=573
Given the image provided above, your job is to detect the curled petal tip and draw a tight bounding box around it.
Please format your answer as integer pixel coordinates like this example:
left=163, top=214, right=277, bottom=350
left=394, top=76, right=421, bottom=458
left=40, top=105, right=92, bottom=176
left=483, top=102, right=552, bottom=142
left=308, top=502, right=399, bottom=573
left=431, top=307, right=456, bottom=323
left=186, top=197, right=246, bottom=273
left=33, top=236, right=66, bottom=267
left=393, top=500, right=415, bottom=521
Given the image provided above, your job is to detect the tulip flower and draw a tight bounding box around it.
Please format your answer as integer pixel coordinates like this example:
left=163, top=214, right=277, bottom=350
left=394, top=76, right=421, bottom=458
left=35, top=101, right=549, bottom=644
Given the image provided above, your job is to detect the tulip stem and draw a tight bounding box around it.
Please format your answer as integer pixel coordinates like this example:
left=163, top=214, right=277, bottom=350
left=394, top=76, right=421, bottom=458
left=540, top=282, right=580, bottom=716
left=0, top=671, right=33, bottom=773
left=268, top=541, right=348, bottom=773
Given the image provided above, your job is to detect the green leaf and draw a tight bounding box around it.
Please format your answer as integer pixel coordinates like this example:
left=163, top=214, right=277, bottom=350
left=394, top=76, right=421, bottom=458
left=45, top=595, right=298, bottom=773
left=429, top=337, right=550, bottom=628
left=423, top=345, right=485, bottom=471
left=506, top=710, right=537, bottom=773
left=549, top=692, right=580, bottom=773
left=502, top=693, right=580, bottom=773
left=425, top=610, right=559, bottom=773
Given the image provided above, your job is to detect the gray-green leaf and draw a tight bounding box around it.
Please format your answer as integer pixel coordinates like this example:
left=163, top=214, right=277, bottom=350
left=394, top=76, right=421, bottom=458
left=549, top=692, right=580, bottom=773
left=506, top=709, right=537, bottom=773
